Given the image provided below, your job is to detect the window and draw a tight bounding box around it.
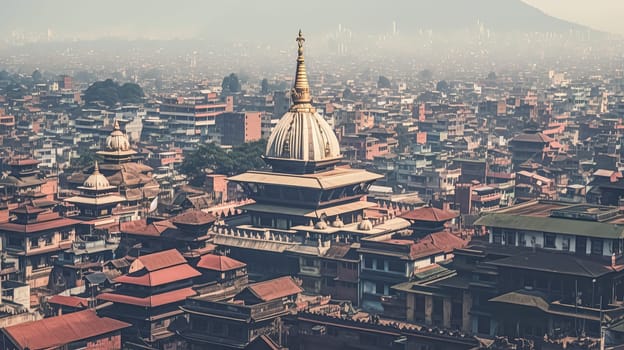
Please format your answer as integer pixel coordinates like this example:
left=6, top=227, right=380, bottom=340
left=504, top=231, right=515, bottom=246
left=591, top=238, right=604, bottom=255
left=518, top=232, right=526, bottom=247
left=492, top=232, right=502, bottom=244
left=61, top=231, right=71, bottom=241
left=29, top=237, right=39, bottom=248
left=544, top=233, right=556, bottom=249
left=562, top=237, right=570, bottom=251
left=375, top=282, right=385, bottom=295
left=388, top=260, right=404, bottom=273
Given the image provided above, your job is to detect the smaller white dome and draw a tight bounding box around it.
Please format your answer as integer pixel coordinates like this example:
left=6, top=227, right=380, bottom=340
left=358, top=218, right=373, bottom=231
left=106, top=120, right=131, bottom=152
left=83, top=161, right=111, bottom=189
left=331, top=217, right=344, bottom=228
left=314, top=219, right=328, bottom=230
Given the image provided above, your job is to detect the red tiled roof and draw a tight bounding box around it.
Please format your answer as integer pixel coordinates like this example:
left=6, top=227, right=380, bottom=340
left=196, top=254, right=246, bottom=272
left=0, top=216, right=79, bottom=233
left=97, top=287, right=196, bottom=307
left=171, top=210, right=217, bottom=226
left=8, top=158, right=40, bottom=166
left=246, top=276, right=302, bottom=302
left=2, top=310, right=129, bottom=350
left=120, top=219, right=178, bottom=237
left=400, top=206, right=458, bottom=222
left=115, top=264, right=201, bottom=287
left=409, top=231, right=467, bottom=259
left=47, top=295, right=88, bottom=308
left=131, top=249, right=187, bottom=272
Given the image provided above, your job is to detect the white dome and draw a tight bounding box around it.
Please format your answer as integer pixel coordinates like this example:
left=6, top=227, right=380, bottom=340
left=106, top=120, right=131, bottom=152
left=358, top=218, right=373, bottom=231
left=266, top=110, right=340, bottom=162
left=83, top=162, right=111, bottom=189
left=331, top=216, right=344, bottom=228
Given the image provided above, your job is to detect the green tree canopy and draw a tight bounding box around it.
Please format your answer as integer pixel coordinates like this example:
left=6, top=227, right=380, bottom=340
left=84, top=79, right=144, bottom=106
left=418, top=69, right=433, bottom=81
left=343, top=87, right=354, bottom=100
left=261, top=78, right=269, bottom=94
left=181, top=139, right=268, bottom=184
left=377, top=75, right=391, bottom=89
left=436, top=80, right=449, bottom=92
left=222, top=73, right=241, bottom=93
left=31, top=69, right=42, bottom=82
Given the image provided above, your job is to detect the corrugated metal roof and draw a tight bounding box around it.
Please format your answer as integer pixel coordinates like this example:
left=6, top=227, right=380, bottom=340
left=474, top=213, right=624, bottom=239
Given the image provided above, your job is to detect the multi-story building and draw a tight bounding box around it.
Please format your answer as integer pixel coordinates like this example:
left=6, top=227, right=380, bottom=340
left=1, top=309, right=129, bottom=350
left=159, top=93, right=233, bottom=148
left=214, top=111, right=262, bottom=146
left=0, top=205, right=78, bottom=287
left=180, top=276, right=301, bottom=349
left=97, top=249, right=201, bottom=349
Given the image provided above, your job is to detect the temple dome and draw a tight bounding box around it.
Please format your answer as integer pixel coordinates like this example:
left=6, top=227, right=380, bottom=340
left=106, top=120, right=131, bottom=152
left=83, top=162, right=111, bottom=189
left=264, top=31, right=341, bottom=174
left=266, top=110, right=341, bottom=162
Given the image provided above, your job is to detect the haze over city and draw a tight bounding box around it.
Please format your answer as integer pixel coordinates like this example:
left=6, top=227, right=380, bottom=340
left=0, top=1, right=624, bottom=350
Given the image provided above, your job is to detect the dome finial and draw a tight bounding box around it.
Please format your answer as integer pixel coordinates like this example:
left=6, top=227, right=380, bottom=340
left=113, top=119, right=120, bottom=130
left=291, top=30, right=312, bottom=107
left=93, top=160, right=100, bottom=174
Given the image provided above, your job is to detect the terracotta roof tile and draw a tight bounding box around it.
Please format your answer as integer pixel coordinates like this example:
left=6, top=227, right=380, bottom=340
left=2, top=310, right=129, bottom=350
left=400, top=206, right=458, bottom=222
left=131, top=249, right=186, bottom=272
left=47, top=295, right=88, bottom=308
left=196, top=254, right=246, bottom=272
left=115, top=264, right=201, bottom=287
left=171, top=210, right=217, bottom=226
left=97, top=287, right=196, bottom=307
left=245, top=276, right=302, bottom=302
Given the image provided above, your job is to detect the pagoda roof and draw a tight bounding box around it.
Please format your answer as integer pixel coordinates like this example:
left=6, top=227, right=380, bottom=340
left=239, top=200, right=376, bottom=218
left=400, top=206, right=458, bottom=222
left=115, top=264, right=201, bottom=287
left=97, top=287, right=196, bottom=307
left=196, top=254, right=246, bottom=272
left=228, top=167, right=382, bottom=190
left=171, top=210, right=217, bottom=226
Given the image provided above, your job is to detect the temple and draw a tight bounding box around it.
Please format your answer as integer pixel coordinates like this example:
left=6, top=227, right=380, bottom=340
left=65, top=120, right=160, bottom=223
left=223, top=32, right=408, bottom=287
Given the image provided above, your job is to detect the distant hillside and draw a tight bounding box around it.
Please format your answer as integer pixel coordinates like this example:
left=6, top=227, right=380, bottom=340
left=1, top=0, right=598, bottom=43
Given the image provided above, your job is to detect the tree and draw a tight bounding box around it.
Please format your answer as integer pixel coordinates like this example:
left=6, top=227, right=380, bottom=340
left=31, top=69, right=42, bottom=83
left=222, top=73, right=241, bottom=93
left=436, top=80, right=449, bottom=92
left=343, top=87, right=354, bottom=100
left=418, top=69, right=433, bottom=81
left=261, top=78, right=269, bottom=94
left=84, top=79, right=144, bottom=106
left=71, top=148, right=96, bottom=171
left=377, top=75, right=391, bottom=89
left=181, top=139, right=268, bottom=184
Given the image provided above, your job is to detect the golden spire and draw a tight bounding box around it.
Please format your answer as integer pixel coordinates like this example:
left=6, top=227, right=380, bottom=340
left=291, top=30, right=313, bottom=108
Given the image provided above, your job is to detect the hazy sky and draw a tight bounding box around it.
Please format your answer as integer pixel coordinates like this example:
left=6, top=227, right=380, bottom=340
left=2, top=0, right=623, bottom=42
left=523, top=0, right=624, bottom=35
